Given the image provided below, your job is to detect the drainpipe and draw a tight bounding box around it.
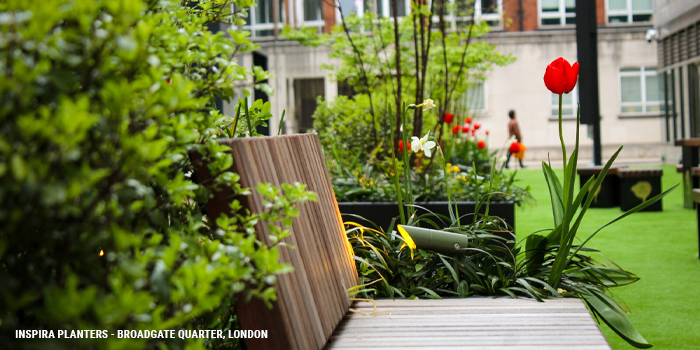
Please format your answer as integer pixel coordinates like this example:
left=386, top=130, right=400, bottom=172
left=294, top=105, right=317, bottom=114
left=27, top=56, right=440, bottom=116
left=518, top=0, right=524, bottom=31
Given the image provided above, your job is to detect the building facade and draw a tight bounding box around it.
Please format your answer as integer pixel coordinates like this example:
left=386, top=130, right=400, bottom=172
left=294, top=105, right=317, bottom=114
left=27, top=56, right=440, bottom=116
left=654, top=0, right=700, bottom=143
left=229, top=0, right=671, bottom=162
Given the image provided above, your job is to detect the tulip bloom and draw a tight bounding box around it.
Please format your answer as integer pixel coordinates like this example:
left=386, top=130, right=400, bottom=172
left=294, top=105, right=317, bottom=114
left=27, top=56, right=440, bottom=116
left=509, top=142, right=521, bottom=154
left=398, top=140, right=411, bottom=152
left=465, top=117, right=472, bottom=124
left=473, top=123, right=481, bottom=130
left=485, top=130, right=490, bottom=135
left=544, top=57, right=579, bottom=95
left=452, top=124, right=460, bottom=135
left=477, top=140, right=486, bottom=149
left=444, top=113, right=454, bottom=124
left=462, top=125, right=470, bottom=133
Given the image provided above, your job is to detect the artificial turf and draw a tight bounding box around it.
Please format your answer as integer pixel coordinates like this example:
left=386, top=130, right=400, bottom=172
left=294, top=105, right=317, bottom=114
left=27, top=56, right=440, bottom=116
left=511, top=164, right=700, bottom=350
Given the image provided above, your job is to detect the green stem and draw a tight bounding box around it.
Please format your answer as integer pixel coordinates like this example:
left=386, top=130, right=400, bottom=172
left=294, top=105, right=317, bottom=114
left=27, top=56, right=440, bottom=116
left=244, top=98, right=253, bottom=137
left=401, top=103, right=414, bottom=219
left=390, top=108, right=406, bottom=225
left=559, top=94, right=566, bottom=169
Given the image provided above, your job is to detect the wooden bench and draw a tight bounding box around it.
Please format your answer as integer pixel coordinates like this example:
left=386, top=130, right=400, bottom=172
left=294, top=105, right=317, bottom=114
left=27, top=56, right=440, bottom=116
left=199, top=134, right=611, bottom=350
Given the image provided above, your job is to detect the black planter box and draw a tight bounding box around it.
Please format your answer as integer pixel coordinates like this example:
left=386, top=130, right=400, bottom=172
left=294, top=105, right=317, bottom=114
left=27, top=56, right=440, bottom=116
left=337, top=201, right=516, bottom=234
left=577, top=166, right=626, bottom=208
left=617, top=168, right=663, bottom=212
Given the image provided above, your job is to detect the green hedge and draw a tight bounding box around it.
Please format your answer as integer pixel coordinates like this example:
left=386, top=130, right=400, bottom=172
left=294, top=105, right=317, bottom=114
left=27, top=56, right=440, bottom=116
left=0, top=1, right=303, bottom=349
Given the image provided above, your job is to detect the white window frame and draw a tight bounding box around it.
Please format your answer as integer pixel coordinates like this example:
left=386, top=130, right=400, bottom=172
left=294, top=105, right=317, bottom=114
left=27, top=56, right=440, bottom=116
left=550, top=85, right=579, bottom=117
left=538, top=0, right=575, bottom=27
left=296, top=0, right=325, bottom=30
left=605, top=0, right=653, bottom=25
left=438, top=0, right=504, bottom=31
left=465, top=81, right=488, bottom=113
left=619, top=66, right=663, bottom=115
left=241, top=0, right=286, bottom=38
left=355, top=0, right=410, bottom=18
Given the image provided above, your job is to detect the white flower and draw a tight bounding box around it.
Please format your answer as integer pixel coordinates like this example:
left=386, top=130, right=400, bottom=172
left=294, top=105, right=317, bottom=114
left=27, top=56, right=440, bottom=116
left=416, top=99, right=436, bottom=111
left=410, top=132, right=437, bottom=158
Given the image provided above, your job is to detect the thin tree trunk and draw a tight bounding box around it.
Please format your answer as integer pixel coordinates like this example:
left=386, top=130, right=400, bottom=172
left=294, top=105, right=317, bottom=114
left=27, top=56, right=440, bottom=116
left=391, top=0, right=403, bottom=150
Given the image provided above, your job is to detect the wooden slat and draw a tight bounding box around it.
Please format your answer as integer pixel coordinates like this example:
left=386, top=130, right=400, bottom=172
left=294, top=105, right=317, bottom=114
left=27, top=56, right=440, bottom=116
left=326, top=299, right=610, bottom=349
left=198, top=134, right=358, bottom=350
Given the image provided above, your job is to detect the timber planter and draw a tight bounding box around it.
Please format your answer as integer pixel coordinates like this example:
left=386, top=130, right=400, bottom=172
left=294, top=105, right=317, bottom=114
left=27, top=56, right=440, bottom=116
left=337, top=201, right=516, bottom=236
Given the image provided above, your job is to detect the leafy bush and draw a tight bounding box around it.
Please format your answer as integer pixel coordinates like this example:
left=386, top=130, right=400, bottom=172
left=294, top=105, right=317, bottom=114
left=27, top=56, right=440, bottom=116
left=0, top=1, right=311, bottom=349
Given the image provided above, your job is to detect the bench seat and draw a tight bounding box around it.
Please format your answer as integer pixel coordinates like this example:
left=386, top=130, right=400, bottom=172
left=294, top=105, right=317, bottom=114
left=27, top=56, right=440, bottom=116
left=327, top=299, right=610, bottom=350
left=196, top=134, right=613, bottom=350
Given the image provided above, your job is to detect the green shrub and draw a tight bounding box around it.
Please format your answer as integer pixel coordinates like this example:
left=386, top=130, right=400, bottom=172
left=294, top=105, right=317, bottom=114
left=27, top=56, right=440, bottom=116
left=0, top=1, right=310, bottom=349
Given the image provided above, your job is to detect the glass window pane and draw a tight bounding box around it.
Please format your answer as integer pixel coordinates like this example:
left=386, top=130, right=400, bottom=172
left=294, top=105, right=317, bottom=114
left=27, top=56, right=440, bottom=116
left=562, top=92, right=573, bottom=105
left=481, top=0, right=498, bottom=14
left=542, top=0, right=559, bottom=12
left=564, top=0, right=575, bottom=13
left=621, top=67, right=641, bottom=72
left=467, top=83, right=485, bottom=110
left=552, top=93, right=559, bottom=105
left=646, top=75, right=661, bottom=102
left=609, top=0, right=627, bottom=11
left=565, top=16, right=576, bottom=25
left=621, top=105, right=643, bottom=113
left=632, top=14, right=652, bottom=22
left=256, top=0, right=272, bottom=24
left=562, top=108, right=574, bottom=115
left=621, top=76, right=642, bottom=103
left=552, top=108, right=559, bottom=116
left=396, top=0, right=406, bottom=16
left=608, top=15, right=628, bottom=23
left=542, top=18, right=561, bottom=25
left=632, top=0, right=652, bottom=11
left=364, top=0, right=382, bottom=16
left=339, top=0, right=357, bottom=19
left=304, top=0, right=323, bottom=21
left=646, top=104, right=661, bottom=112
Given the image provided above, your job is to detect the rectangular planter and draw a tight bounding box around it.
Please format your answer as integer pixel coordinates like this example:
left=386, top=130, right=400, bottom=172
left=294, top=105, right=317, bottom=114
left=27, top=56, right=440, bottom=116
left=577, top=166, right=626, bottom=208
left=617, top=168, right=663, bottom=212
left=338, top=201, right=516, bottom=235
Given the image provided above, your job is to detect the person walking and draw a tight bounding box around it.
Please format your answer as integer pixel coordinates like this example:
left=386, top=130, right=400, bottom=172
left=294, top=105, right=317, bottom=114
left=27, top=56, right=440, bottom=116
left=506, top=110, right=525, bottom=169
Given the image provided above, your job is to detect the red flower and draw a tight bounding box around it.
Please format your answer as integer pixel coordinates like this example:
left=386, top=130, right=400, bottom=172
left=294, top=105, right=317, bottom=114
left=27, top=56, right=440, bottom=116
left=473, top=123, right=481, bottom=130
left=452, top=124, right=460, bottom=134
left=544, top=57, right=579, bottom=95
left=471, top=130, right=476, bottom=137
left=485, top=130, right=490, bottom=135
left=462, top=125, right=470, bottom=133
left=465, top=117, right=472, bottom=124
left=444, top=113, right=454, bottom=124
left=509, top=142, right=521, bottom=154
left=477, top=140, right=486, bottom=149
left=398, top=140, right=411, bottom=152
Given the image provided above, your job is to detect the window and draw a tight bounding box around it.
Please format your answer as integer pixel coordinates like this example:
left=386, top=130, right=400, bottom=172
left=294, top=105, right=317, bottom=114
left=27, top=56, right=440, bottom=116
left=243, top=0, right=285, bottom=38
left=352, top=0, right=503, bottom=29
left=294, top=78, right=325, bottom=132
left=539, top=0, right=575, bottom=26
left=356, top=0, right=408, bottom=18
left=296, top=0, right=325, bottom=31
left=619, top=67, right=663, bottom=114
left=607, top=0, right=652, bottom=24
left=337, top=80, right=357, bottom=99
left=551, top=85, right=578, bottom=116
left=462, top=81, right=487, bottom=112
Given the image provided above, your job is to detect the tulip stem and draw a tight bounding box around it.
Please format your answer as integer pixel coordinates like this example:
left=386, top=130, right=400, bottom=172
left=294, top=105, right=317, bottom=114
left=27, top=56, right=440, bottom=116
left=558, top=94, right=566, bottom=169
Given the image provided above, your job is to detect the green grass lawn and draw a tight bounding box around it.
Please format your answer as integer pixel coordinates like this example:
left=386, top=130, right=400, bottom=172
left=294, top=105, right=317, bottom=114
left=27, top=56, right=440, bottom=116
left=511, top=165, right=700, bottom=349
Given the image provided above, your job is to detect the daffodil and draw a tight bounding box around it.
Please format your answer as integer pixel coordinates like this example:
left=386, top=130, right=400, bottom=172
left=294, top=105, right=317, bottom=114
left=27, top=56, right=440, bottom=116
left=416, top=99, right=436, bottom=111
left=410, top=132, right=437, bottom=158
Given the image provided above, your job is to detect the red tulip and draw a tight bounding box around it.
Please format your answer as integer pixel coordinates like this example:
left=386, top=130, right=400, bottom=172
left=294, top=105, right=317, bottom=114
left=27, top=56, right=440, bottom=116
left=544, top=57, right=579, bottom=95
left=444, top=113, right=454, bottom=124
left=471, top=130, right=476, bottom=137
left=485, top=130, right=490, bottom=135
left=398, top=140, right=410, bottom=152
left=465, top=117, right=472, bottom=124
left=452, top=124, right=460, bottom=135
left=462, top=125, right=470, bottom=133
left=509, top=142, right=521, bottom=154
left=473, top=123, right=481, bottom=130
left=477, top=140, right=486, bottom=149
